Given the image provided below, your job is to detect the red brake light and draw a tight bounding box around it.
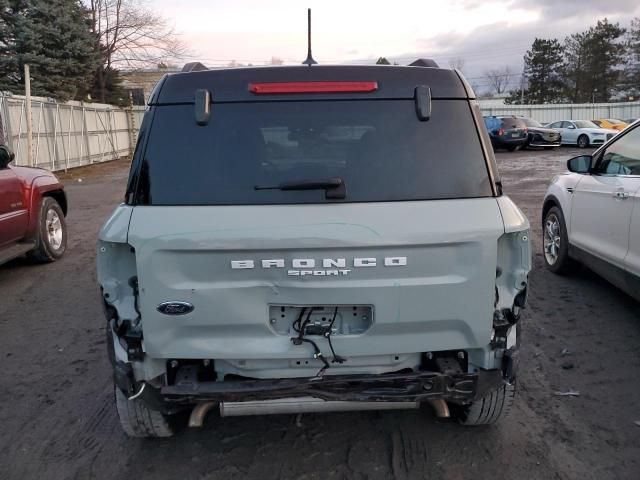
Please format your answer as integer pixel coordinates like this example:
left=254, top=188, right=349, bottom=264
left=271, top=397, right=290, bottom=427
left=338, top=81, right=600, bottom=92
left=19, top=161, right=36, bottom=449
left=497, top=128, right=505, bottom=136
left=249, top=81, right=378, bottom=94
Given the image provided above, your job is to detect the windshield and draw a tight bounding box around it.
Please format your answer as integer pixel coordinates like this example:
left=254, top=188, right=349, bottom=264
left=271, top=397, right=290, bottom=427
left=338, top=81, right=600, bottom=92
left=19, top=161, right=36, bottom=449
left=574, top=120, right=598, bottom=129
left=134, top=100, right=493, bottom=205
left=520, top=118, right=542, bottom=128
left=605, top=119, right=623, bottom=124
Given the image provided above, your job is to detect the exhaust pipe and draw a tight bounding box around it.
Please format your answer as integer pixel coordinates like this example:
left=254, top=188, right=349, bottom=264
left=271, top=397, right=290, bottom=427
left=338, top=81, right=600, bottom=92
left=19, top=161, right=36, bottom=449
left=427, top=399, right=450, bottom=418
left=219, top=396, right=419, bottom=417
left=188, top=401, right=217, bottom=427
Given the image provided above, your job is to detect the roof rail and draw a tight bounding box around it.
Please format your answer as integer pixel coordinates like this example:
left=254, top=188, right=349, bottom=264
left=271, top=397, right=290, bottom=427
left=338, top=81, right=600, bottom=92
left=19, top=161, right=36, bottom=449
left=409, top=58, right=439, bottom=68
left=182, top=62, right=208, bottom=72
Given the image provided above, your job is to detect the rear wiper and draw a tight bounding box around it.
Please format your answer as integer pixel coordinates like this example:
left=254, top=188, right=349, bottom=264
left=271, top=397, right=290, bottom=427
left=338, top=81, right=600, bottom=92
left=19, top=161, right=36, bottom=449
left=254, top=177, right=346, bottom=199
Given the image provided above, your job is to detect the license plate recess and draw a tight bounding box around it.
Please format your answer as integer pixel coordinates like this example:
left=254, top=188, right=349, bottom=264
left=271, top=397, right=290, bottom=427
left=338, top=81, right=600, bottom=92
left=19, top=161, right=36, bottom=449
left=268, top=305, right=373, bottom=336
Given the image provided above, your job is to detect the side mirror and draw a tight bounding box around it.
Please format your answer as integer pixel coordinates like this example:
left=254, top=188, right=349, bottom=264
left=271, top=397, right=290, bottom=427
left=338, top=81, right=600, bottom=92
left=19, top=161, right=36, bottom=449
left=567, top=155, right=592, bottom=174
left=0, top=145, right=15, bottom=168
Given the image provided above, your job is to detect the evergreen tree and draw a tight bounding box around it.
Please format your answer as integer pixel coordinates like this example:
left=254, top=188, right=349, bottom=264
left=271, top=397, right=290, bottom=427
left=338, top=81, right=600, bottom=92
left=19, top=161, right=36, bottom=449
left=563, top=19, right=626, bottom=103
left=0, top=0, right=98, bottom=101
left=623, top=17, right=640, bottom=99
left=563, top=31, right=591, bottom=102
left=522, top=38, right=565, bottom=103
left=376, top=57, right=391, bottom=65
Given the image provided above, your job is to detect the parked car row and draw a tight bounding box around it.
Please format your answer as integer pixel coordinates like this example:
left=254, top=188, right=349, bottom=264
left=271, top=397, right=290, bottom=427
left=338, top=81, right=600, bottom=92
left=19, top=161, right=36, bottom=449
left=483, top=115, right=637, bottom=151
left=484, top=115, right=564, bottom=151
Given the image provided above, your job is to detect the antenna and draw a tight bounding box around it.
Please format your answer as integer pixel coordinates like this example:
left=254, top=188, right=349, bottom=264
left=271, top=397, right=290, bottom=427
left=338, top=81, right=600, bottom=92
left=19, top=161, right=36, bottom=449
left=302, top=8, right=317, bottom=66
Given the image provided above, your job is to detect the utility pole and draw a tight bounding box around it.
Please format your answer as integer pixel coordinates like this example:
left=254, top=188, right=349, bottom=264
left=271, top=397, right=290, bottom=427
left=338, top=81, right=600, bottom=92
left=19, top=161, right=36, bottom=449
left=520, top=66, right=525, bottom=105
left=24, top=64, right=34, bottom=166
left=127, top=91, right=136, bottom=157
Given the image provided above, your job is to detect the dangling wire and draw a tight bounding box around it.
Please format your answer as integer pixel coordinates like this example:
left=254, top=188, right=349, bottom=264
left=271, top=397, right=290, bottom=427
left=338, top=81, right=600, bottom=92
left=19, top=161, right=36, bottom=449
left=291, top=307, right=330, bottom=375
left=292, top=307, right=306, bottom=333
left=325, top=306, right=345, bottom=363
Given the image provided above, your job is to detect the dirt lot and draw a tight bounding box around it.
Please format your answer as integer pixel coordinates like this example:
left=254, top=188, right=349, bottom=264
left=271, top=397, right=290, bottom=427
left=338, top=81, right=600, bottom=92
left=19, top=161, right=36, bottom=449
left=1, top=149, right=639, bottom=480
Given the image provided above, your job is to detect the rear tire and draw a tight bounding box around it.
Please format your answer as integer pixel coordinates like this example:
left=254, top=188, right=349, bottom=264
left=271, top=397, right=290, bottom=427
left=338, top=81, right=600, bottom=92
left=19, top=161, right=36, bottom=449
left=28, top=197, right=67, bottom=262
left=453, top=381, right=516, bottom=426
left=577, top=134, right=589, bottom=148
left=543, top=206, right=574, bottom=274
left=114, top=387, right=176, bottom=438
left=506, top=145, right=517, bottom=152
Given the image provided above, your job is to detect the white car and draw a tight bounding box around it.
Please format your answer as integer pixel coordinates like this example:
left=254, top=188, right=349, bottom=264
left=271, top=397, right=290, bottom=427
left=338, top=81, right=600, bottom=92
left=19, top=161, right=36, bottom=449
left=542, top=122, right=640, bottom=300
left=546, top=120, right=618, bottom=148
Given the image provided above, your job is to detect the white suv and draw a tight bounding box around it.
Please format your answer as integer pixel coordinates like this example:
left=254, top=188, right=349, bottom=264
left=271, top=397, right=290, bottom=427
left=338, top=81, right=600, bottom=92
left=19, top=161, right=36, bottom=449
left=542, top=122, right=640, bottom=300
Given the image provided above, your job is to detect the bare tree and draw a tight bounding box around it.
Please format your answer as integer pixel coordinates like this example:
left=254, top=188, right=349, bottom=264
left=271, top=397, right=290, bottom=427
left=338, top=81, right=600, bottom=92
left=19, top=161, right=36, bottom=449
left=87, top=0, right=188, bottom=100
left=448, top=57, right=465, bottom=71
left=484, top=66, right=512, bottom=95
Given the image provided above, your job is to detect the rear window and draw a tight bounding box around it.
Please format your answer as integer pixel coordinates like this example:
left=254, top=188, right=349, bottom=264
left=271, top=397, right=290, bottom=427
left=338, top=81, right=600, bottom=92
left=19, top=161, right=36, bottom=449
left=134, top=99, right=493, bottom=205
left=498, top=117, right=527, bottom=129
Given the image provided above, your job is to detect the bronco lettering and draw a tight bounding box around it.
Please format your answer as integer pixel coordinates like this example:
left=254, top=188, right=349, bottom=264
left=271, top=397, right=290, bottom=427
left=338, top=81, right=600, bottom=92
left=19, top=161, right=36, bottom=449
left=231, top=257, right=408, bottom=270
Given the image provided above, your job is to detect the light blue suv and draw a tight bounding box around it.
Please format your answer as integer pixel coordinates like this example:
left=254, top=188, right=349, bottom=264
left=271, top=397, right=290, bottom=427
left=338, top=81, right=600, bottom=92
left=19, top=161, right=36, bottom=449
left=98, top=62, right=531, bottom=437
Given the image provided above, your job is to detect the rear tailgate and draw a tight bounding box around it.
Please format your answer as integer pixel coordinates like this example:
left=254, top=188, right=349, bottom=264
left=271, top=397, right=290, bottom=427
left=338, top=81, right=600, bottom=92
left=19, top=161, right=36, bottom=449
left=502, top=121, right=527, bottom=140
left=128, top=199, right=504, bottom=359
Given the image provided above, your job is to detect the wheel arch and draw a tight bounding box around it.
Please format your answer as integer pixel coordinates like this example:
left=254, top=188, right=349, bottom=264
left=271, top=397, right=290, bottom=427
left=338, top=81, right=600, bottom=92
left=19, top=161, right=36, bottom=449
left=24, top=176, right=67, bottom=239
left=542, top=194, right=561, bottom=223
left=42, top=189, right=68, bottom=216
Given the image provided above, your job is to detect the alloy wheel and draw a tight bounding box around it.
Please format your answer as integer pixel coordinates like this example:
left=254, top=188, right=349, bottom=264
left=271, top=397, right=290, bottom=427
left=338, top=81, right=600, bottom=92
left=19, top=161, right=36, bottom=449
left=544, top=213, right=561, bottom=265
left=46, top=209, right=63, bottom=250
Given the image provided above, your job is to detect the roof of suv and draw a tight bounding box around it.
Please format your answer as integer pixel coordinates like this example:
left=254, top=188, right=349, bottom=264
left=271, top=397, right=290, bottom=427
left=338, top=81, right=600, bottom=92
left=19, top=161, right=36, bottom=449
left=150, top=65, right=475, bottom=105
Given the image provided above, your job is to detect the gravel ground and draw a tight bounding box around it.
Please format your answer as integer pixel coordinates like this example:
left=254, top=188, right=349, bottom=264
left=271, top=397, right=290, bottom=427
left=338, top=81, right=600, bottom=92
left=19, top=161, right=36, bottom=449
left=1, top=149, right=639, bottom=480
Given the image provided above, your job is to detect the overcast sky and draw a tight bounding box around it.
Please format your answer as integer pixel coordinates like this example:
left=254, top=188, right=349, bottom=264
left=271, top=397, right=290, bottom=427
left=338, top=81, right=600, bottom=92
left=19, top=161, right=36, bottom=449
left=155, top=0, right=640, bottom=92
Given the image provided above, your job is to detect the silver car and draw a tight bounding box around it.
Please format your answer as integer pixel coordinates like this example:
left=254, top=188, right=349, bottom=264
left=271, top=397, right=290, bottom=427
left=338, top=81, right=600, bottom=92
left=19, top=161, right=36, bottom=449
left=546, top=120, right=618, bottom=148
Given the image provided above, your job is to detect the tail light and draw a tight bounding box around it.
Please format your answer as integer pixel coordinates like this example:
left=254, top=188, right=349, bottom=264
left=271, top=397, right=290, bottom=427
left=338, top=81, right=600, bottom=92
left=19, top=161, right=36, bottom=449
left=497, top=128, right=505, bottom=136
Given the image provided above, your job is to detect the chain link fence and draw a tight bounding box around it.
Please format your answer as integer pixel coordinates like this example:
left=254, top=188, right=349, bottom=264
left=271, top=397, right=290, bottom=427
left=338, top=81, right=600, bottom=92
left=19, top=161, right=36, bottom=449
left=0, top=94, right=144, bottom=172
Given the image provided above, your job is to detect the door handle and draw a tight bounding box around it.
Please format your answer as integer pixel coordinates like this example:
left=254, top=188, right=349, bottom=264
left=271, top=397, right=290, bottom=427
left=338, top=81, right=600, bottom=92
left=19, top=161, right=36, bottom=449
left=612, top=191, right=629, bottom=199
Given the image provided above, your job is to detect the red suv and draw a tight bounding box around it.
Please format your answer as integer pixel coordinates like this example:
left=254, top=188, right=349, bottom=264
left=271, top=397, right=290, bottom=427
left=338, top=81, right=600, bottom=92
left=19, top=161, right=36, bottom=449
left=0, top=145, right=68, bottom=266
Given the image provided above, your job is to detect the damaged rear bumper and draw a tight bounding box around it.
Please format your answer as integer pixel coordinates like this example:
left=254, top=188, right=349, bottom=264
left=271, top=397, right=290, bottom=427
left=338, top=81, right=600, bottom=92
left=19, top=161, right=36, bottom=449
left=159, top=369, right=505, bottom=405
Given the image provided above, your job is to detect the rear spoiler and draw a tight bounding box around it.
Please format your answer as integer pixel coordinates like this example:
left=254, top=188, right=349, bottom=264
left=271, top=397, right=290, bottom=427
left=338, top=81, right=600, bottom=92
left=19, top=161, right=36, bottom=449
left=148, top=66, right=475, bottom=105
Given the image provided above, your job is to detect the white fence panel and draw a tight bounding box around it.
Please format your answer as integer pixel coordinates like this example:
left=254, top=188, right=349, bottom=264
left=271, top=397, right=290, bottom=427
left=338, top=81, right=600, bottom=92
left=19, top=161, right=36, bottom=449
left=479, top=101, right=640, bottom=124
left=0, top=94, right=144, bottom=171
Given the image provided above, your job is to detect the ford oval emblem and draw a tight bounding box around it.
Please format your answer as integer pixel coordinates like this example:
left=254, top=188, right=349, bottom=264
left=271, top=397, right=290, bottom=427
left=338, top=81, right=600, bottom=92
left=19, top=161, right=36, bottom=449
left=157, top=301, right=194, bottom=316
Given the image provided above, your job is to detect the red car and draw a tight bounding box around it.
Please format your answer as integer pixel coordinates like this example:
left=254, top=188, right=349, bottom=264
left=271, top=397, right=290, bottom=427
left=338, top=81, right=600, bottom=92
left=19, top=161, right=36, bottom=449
left=0, top=145, right=68, bottom=266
